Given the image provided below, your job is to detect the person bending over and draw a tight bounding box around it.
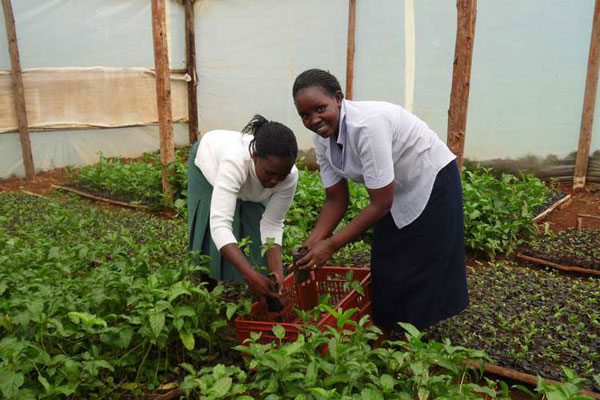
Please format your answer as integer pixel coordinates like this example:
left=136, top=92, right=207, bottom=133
left=188, top=115, right=298, bottom=303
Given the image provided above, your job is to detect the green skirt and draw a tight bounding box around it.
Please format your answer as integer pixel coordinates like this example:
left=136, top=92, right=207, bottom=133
left=187, top=140, right=267, bottom=282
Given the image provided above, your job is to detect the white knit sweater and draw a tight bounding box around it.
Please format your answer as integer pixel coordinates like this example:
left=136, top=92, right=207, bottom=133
left=195, top=130, right=298, bottom=250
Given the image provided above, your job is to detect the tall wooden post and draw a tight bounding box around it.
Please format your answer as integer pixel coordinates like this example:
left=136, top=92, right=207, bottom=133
left=184, top=0, right=199, bottom=145
left=404, top=0, right=415, bottom=112
left=447, top=0, right=477, bottom=170
left=2, top=0, right=35, bottom=180
left=151, top=0, right=175, bottom=205
left=573, top=0, right=600, bottom=189
left=345, top=0, right=356, bottom=100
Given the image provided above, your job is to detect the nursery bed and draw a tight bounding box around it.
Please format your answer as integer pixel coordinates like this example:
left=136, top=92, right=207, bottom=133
left=425, top=261, right=599, bottom=393
left=519, top=228, right=600, bottom=274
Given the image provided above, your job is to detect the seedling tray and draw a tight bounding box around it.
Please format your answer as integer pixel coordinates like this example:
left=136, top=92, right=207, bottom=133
left=235, top=266, right=371, bottom=344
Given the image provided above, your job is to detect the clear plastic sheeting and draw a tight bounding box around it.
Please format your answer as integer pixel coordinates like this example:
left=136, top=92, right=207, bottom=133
left=193, top=0, right=349, bottom=149
left=0, top=0, right=185, bottom=69
left=192, top=0, right=599, bottom=159
left=0, top=124, right=189, bottom=179
left=1, top=0, right=600, bottom=179
left=0, top=68, right=189, bottom=133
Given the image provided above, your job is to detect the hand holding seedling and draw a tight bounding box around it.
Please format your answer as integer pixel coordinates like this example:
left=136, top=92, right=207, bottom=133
left=234, top=237, right=284, bottom=311
left=247, top=271, right=281, bottom=303
left=292, top=246, right=311, bottom=283
left=295, top=238, right=336, bottom=271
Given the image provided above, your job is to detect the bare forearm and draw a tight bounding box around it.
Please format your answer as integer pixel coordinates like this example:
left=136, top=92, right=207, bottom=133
left=220, top=243, right=257, bottom=279
left=306, top=181, right=349, bottom=246
left=265, top=244, right=283, bottom=275
left=307, top=200, right=347, bottom=244
left=328, top=202, right=389, bottom=251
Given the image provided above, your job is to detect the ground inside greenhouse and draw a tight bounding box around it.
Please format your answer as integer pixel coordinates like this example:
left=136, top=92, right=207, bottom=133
left=2, top=169, right=599, bottom=229
left=1, top=170, right=599, bottom=399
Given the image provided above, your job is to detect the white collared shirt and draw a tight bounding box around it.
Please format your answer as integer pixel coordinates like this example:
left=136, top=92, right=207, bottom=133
left=314, top=100, right=455, bottom=229
left=195, top=130, right=298, bottom=249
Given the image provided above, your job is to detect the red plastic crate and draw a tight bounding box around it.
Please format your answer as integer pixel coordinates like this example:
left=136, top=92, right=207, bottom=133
left=235, top=266, right=371, bottom=344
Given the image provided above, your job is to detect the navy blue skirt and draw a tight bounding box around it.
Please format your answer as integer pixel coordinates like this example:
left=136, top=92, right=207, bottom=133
left=370, top=160, right=469, bottom=330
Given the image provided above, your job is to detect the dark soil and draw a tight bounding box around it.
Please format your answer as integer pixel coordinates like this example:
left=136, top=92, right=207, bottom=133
left=67, top=182, right=157, bottom=207
left=520, top=228, right=600, bottom=271
left=426, top=261, right=599, bottom=393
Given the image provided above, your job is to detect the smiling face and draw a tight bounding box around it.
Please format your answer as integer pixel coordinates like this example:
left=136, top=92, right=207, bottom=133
left=294, top=86, right=343, bottom=139
left=252, top=153, right=295, bottom=189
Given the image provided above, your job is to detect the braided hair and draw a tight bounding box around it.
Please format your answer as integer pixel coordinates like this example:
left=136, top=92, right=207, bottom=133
left=292, top=68, right=344, bottom=99
left=242, top=114, right=298, bottom=160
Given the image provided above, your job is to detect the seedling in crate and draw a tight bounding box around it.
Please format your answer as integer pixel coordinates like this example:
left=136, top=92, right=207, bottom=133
left=291, top=246, right=311, bottom=284
left=291, top=246, right=320, bottom=311
left=238, top=237, right=284, bottom=314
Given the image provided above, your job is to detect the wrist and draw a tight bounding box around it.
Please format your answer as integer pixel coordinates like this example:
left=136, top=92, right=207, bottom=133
left=327, top=236, right=341, bottom=252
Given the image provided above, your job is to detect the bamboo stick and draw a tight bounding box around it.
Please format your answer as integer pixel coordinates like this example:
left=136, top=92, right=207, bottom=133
left=574, top=0, right=600, bottom=189
left=51, top=185, right=149, bottom=210
left=184, top=0, right=199, bottom=144
left=345, top=0, right=356, bottom=100
left=532, top=194, right=572, bottom=222
left=578, top=213, right=600, bottom=230
left=578, top=213, right=600, bottom=220
left=151, top=0, right=175, bottom=206
left=447, top=0, right=477, bottom=170
left=516, top=252, right=600, bottom=277
left=2, top=0, right=35, bottom=180
left=20, top=190, right=47, bottom=199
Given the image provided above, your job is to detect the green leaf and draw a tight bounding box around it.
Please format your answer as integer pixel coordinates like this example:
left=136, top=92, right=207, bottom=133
left=168, top=286, right=191, bottom=302
left=179, top=330, right=195, bottom=350
left=210, top=377, right=233, bottom=397
left=116, top=326, right=133, bottom=349
left=226, top=304, right=238, bottom=320
left=48, top=246, right=60, bottom=259
left=398, top=322, right=421, bottom=338
left=0, top=371, right=25, bottom=398
left=272, top=325, right=285, bottom=340
left=149, top=312, right=165, bottom=337
left=361, top=388, right=384, bottom=400
left=336, top=308, right=357, bottom=328
left=173, top=305, right=196, bottom=319
left=380, top=374, right=395, bottom=391
left=305, top=361, right=317, bottom=386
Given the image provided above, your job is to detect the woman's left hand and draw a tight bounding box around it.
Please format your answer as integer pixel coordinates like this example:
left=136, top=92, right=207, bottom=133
left=298, top=238, right=336, bottom=270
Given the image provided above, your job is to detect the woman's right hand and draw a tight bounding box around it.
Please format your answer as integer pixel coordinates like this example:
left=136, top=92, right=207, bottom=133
left=246, top=271, right=279, bottom=300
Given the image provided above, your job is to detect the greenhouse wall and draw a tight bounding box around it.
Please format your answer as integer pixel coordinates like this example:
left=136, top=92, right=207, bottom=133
left=1, top=0, right=599, bottom=179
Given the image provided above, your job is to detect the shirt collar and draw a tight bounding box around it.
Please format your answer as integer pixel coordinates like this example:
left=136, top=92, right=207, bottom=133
left=336, top=100, right=347, bottom=146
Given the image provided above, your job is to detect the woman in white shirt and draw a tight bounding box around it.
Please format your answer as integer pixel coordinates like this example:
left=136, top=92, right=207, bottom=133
left=292, top=69, right=468, bottom=334
left=187, top=115, right=298, bottom=302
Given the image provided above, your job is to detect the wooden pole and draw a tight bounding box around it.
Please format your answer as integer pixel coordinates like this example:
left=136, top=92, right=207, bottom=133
left=2, top=0, right=35, bottom=180
left=573, top=0, right=600, bottom=189
left=151, top=0, right=175, bottom=205
left=345, top=0, right=356, bottom=100
left=447, top=0, right=477, bottom=170
left=184, top=0, right=199, bottom=145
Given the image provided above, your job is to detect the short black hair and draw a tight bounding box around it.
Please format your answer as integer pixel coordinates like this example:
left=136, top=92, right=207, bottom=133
left=292, top=68, right=344, bottom=99
left=242, top=114, right=298, bottom=160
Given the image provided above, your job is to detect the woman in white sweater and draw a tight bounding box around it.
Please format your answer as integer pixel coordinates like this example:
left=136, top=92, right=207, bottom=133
left=188, top=115, right=298, bottom=302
